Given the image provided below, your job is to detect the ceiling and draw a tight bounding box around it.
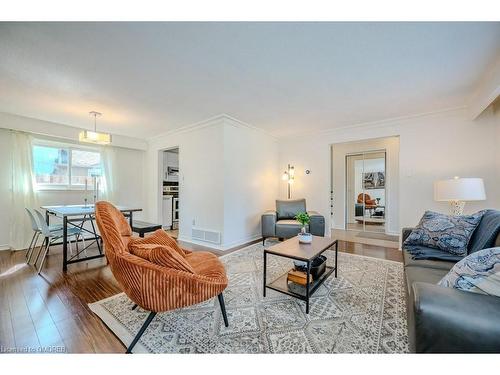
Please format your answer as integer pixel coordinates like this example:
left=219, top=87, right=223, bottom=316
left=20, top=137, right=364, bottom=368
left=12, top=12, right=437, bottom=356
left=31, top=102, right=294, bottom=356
left=1, top=22, right=499, bottom=139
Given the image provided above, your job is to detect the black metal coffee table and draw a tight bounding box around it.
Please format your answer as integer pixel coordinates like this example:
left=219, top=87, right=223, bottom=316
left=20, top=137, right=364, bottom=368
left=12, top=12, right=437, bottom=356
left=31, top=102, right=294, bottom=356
left=263, top=236, right=338, bottom=314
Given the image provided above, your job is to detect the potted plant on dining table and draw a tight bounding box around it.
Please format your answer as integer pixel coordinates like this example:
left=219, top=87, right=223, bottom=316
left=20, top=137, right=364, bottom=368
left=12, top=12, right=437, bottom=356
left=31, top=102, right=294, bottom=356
left=295, top=212, right=313, bottom=243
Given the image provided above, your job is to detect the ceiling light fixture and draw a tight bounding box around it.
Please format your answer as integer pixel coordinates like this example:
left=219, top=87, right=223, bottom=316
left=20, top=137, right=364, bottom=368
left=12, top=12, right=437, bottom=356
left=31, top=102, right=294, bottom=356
left=79, top=111, right=112, bottom=145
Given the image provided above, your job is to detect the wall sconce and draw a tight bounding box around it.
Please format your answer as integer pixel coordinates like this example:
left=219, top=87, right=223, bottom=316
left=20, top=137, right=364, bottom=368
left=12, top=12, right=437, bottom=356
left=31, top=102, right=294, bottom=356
left=282, top=164, right=295, bottom=199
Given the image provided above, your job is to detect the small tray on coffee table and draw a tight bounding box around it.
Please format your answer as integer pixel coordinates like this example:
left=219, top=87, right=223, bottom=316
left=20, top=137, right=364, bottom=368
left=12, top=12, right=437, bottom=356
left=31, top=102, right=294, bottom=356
left=263, top=236, right=338, bottom=314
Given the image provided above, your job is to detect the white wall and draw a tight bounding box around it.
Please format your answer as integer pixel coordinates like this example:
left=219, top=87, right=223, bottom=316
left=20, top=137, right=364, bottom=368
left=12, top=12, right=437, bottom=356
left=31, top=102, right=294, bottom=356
left=222, top=118, right=278, bottom=248
left=145, top=115, right=279, bottom=250
left=145, top=117, right=225, bottom=246
left=278, top=107, right=500, bottom=236
left=332, top=137, right=399, bottom=234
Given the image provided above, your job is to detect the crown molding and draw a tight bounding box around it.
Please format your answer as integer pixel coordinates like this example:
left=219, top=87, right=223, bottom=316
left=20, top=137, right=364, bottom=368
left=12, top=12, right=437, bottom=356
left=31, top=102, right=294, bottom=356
left=220, top=114, right=278, bottom=140
left=280, top=106, right=468, bottom=141
left=148, top=113, right=277, bottom=143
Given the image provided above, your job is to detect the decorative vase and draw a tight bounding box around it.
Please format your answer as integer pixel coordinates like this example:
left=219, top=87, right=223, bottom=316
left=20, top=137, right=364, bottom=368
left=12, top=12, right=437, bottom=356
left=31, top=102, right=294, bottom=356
left=298, top=226, right=312, bottom=244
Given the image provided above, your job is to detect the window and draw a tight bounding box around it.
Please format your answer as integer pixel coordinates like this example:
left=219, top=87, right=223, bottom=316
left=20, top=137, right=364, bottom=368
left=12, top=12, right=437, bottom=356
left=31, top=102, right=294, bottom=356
left=71, top=149, right=102, bottom=187
left=33, top=144, right=102, bottom=190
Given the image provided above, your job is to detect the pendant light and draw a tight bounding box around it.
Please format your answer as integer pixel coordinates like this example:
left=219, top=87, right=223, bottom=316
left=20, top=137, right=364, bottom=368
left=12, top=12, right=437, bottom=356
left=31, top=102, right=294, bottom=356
left=79, top=111, right=112, bottom=145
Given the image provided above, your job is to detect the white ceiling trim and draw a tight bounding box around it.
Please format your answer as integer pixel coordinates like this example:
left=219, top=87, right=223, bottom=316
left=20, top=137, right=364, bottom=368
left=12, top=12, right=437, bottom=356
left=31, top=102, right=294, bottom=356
left=469, top=54, right=500, bottom=119
left=147, top=113, right=278, bottom=143
left=280, top=105, right=468, bottom=141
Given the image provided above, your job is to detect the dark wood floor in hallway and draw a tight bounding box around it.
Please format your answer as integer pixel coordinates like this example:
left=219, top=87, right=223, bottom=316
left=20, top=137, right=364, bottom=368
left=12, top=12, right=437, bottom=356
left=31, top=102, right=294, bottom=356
left=0, top=239, right=402, bottom=353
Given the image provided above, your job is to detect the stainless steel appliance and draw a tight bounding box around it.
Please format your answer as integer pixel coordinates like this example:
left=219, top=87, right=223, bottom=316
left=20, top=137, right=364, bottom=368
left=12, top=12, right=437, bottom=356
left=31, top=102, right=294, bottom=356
left=163, top=185, right=179, bottom=194
left=163, top=183, right=179, bottom=230
left=172, top=197, right=179, bottom=229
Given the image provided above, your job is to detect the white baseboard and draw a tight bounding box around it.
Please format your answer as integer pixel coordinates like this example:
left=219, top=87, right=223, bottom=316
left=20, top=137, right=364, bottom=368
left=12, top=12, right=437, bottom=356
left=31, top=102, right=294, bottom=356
left=220, top=234, right=262, bottom=251
left=0, top=244, right=11, bottom=251
left=177, top=234, right=262, bottom=252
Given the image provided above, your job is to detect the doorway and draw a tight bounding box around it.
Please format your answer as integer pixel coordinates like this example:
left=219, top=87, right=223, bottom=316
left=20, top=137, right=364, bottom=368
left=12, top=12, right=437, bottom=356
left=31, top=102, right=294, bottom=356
left=345, top=150, right=386, bottom=233
left=160, top=147, right=179, bottom=238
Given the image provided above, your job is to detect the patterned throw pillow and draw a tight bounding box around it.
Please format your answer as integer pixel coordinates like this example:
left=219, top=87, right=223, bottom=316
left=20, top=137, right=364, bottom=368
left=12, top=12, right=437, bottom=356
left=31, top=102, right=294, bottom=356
left=438, top=247, right=500, bottom=297
left=403, top=211, right=484, bottom=256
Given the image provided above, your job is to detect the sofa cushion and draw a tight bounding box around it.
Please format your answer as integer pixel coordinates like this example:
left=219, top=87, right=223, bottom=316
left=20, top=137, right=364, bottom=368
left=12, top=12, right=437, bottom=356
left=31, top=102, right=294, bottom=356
left=403, top=249, right=456, bottom=271
left=468, top=210, right=500, bottom=254
left=185, top=251, right=226, bottom=278
left=404, top=266, right=449, bottom=295
left=129, top=243, right=195, bottom=273
left=276, top=199, right=306, bottom=220
left=275, top=219, right=305, bottom=238
left=438, top=247, right=500, bottom=297
left=403, top=210, right=484, bottom=257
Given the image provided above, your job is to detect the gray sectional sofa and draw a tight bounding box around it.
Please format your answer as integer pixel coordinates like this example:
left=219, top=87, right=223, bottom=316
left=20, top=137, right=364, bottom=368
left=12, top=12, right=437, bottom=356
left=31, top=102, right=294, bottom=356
left=402, top=209, right=500, bottom=353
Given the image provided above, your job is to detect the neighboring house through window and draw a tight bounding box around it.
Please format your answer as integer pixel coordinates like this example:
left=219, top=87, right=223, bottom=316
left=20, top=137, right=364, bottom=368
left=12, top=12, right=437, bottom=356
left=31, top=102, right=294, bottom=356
left=33, top=142, right=102, bottom=190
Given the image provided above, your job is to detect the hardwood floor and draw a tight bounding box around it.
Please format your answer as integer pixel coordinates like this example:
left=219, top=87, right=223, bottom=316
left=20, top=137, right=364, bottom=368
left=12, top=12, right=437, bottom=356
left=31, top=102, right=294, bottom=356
left=0, top=238, right=401, bottom=353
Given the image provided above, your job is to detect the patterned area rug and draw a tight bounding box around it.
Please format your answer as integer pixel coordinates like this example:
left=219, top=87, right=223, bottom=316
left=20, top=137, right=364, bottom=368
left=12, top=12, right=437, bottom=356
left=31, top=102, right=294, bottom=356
left=89, top=241, right=409, bottom=353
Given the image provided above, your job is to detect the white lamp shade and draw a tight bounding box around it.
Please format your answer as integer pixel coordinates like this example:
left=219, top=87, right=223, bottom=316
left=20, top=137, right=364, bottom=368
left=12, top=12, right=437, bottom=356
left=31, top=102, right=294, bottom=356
left=434, top=178, right=486, bottom=202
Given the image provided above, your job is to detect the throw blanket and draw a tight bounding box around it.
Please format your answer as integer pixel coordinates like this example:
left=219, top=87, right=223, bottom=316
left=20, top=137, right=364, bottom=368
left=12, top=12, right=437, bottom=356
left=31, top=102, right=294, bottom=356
left=405, top=245, right=464, bottom=262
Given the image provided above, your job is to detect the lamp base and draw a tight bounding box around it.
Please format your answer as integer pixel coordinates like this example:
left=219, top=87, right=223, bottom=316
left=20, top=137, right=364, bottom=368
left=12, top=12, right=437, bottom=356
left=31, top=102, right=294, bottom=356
left=449, top=200, right=465, bottom=216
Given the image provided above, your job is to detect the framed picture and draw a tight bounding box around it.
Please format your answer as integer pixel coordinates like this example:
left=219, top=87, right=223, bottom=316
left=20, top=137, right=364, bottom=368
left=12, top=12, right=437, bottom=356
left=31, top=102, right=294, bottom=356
left=363, top=172, right=385, bottom=189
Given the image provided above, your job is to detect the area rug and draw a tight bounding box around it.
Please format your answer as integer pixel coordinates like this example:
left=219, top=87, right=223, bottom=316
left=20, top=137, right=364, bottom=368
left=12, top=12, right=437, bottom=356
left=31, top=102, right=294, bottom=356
left=89, top=241, right=409, bottom=353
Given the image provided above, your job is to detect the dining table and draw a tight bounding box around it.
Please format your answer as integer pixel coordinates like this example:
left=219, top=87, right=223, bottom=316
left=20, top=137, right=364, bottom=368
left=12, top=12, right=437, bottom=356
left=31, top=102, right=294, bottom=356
left=41, top=204, right=142, bottom=271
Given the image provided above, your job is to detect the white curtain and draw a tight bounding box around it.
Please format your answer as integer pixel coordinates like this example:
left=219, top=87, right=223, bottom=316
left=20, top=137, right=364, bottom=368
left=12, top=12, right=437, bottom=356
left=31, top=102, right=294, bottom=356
left=99, top=145, right=117, bottom=204
left=10, top=131, right=38, bottom=250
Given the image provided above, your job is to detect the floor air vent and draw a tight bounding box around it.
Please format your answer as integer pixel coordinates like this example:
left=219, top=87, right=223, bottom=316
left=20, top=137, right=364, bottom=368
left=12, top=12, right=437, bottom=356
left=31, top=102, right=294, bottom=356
left=192, top=227, right=221, bottom=244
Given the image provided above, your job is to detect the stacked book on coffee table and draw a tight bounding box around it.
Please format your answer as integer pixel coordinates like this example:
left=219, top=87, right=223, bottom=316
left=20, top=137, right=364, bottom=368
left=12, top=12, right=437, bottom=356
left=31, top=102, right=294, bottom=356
left=287, top=269, right=313, bottom=286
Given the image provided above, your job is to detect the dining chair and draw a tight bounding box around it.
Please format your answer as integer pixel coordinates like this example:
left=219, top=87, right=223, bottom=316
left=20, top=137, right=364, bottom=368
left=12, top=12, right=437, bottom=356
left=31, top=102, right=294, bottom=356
left=25, top=208, right=63, bottom=264
left=33, top=209, right=84, bottom=274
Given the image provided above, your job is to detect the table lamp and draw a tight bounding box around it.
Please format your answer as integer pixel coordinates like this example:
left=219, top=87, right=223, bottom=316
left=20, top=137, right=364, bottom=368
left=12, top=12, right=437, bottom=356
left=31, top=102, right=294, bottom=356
left=434, top=177, right=486, bottom=215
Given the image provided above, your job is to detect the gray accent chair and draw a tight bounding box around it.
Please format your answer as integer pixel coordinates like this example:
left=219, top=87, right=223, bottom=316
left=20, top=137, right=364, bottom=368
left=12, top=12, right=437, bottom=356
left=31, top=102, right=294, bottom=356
left=261, top=199, right=325, bottom=244
left=403, top=209, right=500, bottom=353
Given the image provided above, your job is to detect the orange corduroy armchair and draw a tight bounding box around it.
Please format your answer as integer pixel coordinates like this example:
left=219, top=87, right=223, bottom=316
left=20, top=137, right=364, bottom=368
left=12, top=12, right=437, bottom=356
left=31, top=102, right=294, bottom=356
left=94, top=201, right=228, bottom=353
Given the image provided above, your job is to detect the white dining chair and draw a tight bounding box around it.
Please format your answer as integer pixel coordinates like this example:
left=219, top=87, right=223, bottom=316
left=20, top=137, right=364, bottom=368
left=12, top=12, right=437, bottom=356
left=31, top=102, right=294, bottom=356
left=33, top=209, right=85, bottom=274
left=25, top=208, right=63, bottom=264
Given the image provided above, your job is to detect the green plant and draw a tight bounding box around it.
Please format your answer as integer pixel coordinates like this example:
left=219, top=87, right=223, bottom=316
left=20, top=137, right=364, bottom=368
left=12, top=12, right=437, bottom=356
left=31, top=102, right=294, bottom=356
left=295, top=212, right=310, bottom=227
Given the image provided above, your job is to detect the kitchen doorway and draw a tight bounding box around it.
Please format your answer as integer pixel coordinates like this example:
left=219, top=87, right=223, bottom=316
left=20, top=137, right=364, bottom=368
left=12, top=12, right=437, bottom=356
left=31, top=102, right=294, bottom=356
left=161, top=147, right=179, bottom=238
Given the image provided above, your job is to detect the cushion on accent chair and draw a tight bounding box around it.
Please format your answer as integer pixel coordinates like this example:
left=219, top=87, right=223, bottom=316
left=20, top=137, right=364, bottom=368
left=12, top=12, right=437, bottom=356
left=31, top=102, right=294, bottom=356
left=276, top=199, right=306, bottom=220
left=438, top=247, right=500, bottom=297
left=403, top=210, right=484, bottom=257
left=128, top=229, right=187, bottom=257
left=130, top=243, right=195, bottom=273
